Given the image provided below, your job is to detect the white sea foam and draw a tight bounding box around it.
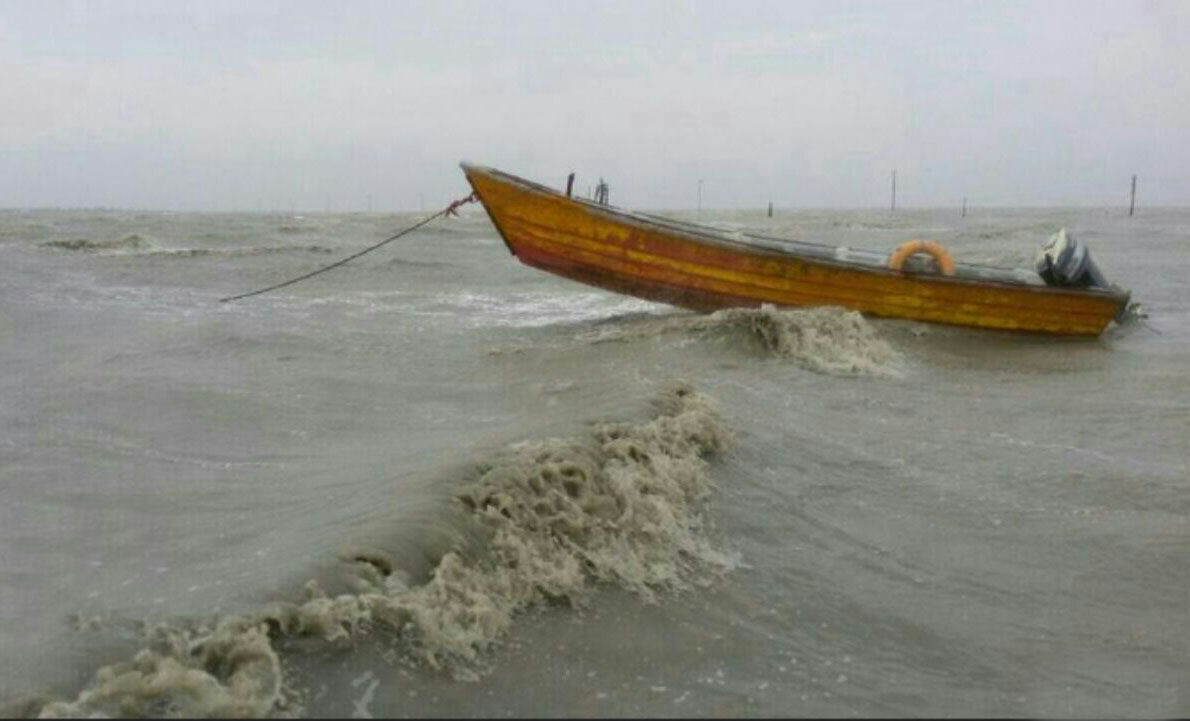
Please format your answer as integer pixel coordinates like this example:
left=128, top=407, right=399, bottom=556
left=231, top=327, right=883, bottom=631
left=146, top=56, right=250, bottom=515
left=42, top=236, right=338, bottom=258
left=580, top=305, right=901, bottom=376
left=427, top=290, right=669, bottom=328
left=41, top=234, right=157, bottom=254
left=31, top=384, right=732, bottom=718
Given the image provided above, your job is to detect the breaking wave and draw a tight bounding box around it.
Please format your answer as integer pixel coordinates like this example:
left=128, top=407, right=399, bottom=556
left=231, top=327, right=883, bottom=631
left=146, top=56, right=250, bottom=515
left=41, top=235, right=156, bottom=253
left=144, top=245, right=337, bottom=258
left=26, top=384, right=732, bottom=718
left=40, top=239, right=337, bottom=258
left=580, top=305, right=900, bottom=376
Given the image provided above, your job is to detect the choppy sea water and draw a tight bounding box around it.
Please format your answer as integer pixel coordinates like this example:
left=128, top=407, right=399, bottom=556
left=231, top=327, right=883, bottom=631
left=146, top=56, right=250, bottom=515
left=0, top=204, right=1186, bottom=718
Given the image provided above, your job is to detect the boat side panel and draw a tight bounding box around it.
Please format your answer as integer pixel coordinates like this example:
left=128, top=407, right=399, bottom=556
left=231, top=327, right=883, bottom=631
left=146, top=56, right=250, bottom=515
left=502, top=214, right=1116, bottom=327
left=496, top=197, right=1117, bottom=322
left=513, top=236, right=1108, bottom=334
left=512, top=245, right=1111, bottom=335
left=463, top=168, right=1120, bottom=335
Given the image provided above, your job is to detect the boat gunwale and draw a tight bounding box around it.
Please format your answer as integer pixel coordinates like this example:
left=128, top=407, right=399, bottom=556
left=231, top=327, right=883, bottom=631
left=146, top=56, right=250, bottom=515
left=460, top=162, right=1129, bottom=306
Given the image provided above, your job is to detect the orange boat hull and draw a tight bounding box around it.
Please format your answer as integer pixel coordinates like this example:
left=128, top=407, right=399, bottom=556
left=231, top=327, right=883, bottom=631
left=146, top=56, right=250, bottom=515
left=462, top=164, right=1127, bottom=336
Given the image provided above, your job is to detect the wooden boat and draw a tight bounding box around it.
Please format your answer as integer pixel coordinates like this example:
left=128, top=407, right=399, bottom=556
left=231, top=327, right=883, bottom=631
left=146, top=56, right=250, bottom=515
left=461, top=163, right=1131, bottom=336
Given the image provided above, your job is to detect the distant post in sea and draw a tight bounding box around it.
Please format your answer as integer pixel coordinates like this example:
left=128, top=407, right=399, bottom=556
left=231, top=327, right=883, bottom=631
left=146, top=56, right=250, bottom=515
left=1129, top=175, right=1137, bottom=216
left=962, top=197, right=967, bottom=218
left=891, top=170, right=897, bottom=212
left=767, top=201, right=773, bottom=218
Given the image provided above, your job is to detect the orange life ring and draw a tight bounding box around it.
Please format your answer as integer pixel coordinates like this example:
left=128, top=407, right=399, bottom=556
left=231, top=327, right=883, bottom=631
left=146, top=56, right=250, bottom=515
left=887, top=240, right=956, bottom=276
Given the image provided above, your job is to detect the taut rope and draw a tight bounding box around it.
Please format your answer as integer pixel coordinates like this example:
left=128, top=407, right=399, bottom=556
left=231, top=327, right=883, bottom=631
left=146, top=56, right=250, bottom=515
left=219, top=192, right=478, bottom=303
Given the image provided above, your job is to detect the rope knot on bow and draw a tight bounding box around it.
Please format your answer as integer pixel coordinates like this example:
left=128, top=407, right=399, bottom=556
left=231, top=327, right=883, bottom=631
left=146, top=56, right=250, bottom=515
left=444, top=192, right=478, bottom=217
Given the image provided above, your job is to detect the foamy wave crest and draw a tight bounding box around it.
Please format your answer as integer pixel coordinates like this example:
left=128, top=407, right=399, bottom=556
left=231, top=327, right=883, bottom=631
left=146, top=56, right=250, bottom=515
left=143, top=245, right=337, bottom=258
left=41, top=235, right=156, bottom=253
left=706, top=306, right=899, bottom=375
left=582, top=305, right=900, bottom=376
left=40, top=237, right=337, bottom=258
left=34, top=621, right=288, bottom=719
left=30, top=384, right=731, bottom=718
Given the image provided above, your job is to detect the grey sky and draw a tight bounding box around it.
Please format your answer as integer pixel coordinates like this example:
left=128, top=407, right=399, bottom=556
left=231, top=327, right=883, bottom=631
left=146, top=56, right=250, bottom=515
left=2, top=0, right=1187, bottom=210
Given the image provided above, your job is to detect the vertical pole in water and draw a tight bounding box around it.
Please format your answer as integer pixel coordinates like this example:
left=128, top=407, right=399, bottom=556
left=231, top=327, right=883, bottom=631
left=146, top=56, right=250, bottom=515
left=962, top=197, right=967, bottom=218
left=566, top=172, right=575, bottom=198
left=891, top=170, right=897, bottom=212
left=767, top=201, right=773, bottom=218
left=1129, top=174, right=1137, bottom=216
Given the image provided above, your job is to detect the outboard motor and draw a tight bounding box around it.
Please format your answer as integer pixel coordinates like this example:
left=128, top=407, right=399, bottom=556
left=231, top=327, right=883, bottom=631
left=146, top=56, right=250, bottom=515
left=1035, top=228, right=1109, bottom=289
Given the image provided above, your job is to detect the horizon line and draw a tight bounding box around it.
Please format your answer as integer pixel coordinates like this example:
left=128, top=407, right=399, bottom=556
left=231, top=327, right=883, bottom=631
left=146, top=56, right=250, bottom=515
left=2, top=204, right=1186, bottom=214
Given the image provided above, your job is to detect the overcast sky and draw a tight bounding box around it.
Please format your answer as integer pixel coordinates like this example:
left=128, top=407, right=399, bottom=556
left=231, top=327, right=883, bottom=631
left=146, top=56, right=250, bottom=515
left=2, top=0, right=1187, bottom=210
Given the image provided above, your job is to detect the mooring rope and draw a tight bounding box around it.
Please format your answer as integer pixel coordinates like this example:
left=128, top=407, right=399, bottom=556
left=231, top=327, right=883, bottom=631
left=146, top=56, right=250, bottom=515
left=219, top=192, right=478, bottom=303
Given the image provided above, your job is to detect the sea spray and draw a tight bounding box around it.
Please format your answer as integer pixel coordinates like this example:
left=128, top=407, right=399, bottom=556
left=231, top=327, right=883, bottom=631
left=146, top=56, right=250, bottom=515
left=29, top=384, right=731, bottom=718
left=580, top=305, right=900, bottom=376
